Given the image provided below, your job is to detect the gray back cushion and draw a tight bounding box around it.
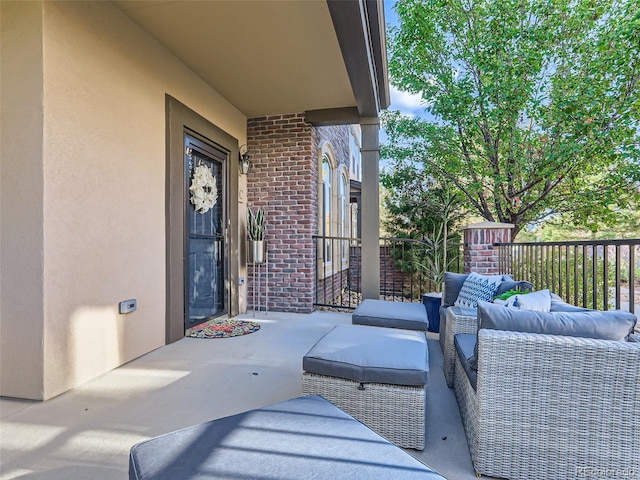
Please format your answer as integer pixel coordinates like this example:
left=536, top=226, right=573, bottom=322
left=443, top=272, right=469, bottom=306
left=477, top=301, right=637, bottom=341
left=549, top=293, right=591, bottom=312
left=443, top=271, right=517, bottom=306
left=468, top=301, right=638, bottom=370
left=496, top=279, right=534, bottom=296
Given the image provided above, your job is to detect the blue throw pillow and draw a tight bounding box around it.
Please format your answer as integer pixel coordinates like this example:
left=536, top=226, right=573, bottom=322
left=454, top=273, right=502, bottom=309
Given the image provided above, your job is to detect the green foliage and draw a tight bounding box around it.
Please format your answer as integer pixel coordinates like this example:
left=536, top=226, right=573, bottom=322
left=385, top=0, right=640, bottom=237
left=381, top=169, right=465, bottom=291
left=519, top=200, right=640, bottom=241
left=494, top=288, right=531, bottom=301
left=414, top=227, right=464, bottom=291
left=247, top=207, right=266, bottom=241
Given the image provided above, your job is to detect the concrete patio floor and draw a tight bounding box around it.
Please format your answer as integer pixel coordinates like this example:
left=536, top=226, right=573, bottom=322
left=0, top=311, right=489, bottom=480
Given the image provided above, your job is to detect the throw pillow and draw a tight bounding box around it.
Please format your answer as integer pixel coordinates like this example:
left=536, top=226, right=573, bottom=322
left=454, top=272, right=502, bottom=309
left=495, top=279, right=533, bottom=296
left=504, top=289, right=552, bottom=312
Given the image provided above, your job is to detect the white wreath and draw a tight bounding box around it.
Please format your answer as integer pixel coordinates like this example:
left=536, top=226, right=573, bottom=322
left=189, top=163, right=218, bottom=214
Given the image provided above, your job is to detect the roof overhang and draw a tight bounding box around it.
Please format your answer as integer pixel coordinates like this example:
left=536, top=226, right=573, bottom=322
left=112, top=0, right=389, bottom=122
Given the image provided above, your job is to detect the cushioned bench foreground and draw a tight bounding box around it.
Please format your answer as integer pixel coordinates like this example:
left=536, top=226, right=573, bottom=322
left=129, top=395, right=446, bottom=480
left=352, top=299, right=429, bottom=331
left=302, top=324, right=429, bottom=450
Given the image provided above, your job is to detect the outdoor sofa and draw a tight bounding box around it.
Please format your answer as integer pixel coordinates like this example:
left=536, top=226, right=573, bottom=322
left=438, top=272, right=532, bottom=352
left=453, top=301, right=640, bottom=480
left=439, top=272, right=533, bottom=386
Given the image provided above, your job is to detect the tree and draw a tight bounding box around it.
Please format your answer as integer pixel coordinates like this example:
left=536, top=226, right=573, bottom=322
left=384, top=0, right=640, bottom=238
left=518, top=200, right=640, bottom=241
left=381, top=166, right=465, bottom=290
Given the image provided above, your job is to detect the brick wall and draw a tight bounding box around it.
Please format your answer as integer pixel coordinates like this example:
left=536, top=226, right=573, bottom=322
left=246, top=114, right=316, bottom=312
left=246, top=116, right=353, bottom=312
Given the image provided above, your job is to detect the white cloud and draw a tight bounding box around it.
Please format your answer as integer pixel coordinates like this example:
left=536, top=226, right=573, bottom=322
left=389, top=85, right=425, bottom=117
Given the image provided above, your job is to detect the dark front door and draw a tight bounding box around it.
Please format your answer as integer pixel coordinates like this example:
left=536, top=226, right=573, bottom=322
left=184, top=134, right=227, bottom=329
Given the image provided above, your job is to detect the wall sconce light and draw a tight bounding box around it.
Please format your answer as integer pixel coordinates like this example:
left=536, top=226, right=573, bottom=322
left=239, top=145, right=252, bottom=175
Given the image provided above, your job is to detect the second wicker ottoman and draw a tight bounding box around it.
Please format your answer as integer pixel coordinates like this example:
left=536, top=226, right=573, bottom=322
left=352, top=298, right=429, bottom=331
left=302, top=324, right=429, bottom=450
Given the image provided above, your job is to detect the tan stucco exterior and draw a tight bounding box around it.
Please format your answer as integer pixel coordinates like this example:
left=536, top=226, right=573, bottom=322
left=1, top=1, right=247, bottom=400
left=1, top=0, right=47, bottom=401
left=2, top=0, right=388, bottom=401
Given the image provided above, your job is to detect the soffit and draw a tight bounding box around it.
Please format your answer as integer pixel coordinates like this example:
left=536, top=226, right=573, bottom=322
left=112, top=0, right=356, bottom=118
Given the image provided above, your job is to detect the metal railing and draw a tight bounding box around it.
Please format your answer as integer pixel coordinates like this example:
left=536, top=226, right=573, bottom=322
left=313, top=235, right=463, bottom=310
left=496, top=239, right=640, bottom=314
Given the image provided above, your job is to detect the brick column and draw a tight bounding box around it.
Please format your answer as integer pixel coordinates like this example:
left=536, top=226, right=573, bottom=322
left=246, top=114, right=316, bottom=313
left=462, top=222, right=514, bottom=275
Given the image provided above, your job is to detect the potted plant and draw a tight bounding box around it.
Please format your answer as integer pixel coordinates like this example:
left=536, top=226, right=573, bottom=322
left=247, top=207, right=266, bottom=264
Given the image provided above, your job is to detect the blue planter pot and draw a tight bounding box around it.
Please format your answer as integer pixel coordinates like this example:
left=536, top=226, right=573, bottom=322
left=423, top=293, right=442, bottom=333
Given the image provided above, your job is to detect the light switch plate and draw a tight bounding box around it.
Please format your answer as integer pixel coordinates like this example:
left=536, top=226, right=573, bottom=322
left=119, top=299, right=137, bottom=314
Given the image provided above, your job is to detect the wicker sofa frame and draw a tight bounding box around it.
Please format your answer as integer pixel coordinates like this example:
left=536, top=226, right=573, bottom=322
left=442, top=291, right=590, bottom=388
left=454, top=328, right=640, bottom=480
left=443, top=307, right=478, bottom=387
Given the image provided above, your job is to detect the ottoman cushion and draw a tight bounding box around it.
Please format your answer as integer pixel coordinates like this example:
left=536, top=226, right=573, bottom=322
left=129, top=396, right=446, bottom=480
left=352, top=299, right=429, bottom=331
left=303, top=324, right=428, bottom=386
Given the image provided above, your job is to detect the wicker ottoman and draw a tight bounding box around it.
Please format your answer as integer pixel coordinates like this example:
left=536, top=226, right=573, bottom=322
left=302, top=324, right=429, bottom=450
left=352, top=298, right=429, bottom=331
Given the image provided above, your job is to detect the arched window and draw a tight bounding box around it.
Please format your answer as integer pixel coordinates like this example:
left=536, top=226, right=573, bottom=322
left=338, top=170, right=349, bottom=263
left=321, top=154, right=333, bottom=261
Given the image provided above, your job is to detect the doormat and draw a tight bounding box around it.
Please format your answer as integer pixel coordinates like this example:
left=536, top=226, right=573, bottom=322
left=186, top=318, right=261, bottom=339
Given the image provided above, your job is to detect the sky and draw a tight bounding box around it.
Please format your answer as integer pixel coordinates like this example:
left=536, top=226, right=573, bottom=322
left=379, top=0, right=431, bottom=153
left=383, top=0, right=427, bottom=120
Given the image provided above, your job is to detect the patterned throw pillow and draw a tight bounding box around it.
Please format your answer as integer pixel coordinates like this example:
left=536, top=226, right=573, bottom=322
left=454, top=272, right=502, bottom=309
left=504, top=289, right=552, bottom=312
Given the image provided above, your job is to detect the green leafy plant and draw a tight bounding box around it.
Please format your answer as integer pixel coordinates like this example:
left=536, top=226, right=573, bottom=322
left=385, top=0, right=640, bottom=237
left=247, top=207, right=266, bottom=241
left=494, top=288, right=531, bottom=301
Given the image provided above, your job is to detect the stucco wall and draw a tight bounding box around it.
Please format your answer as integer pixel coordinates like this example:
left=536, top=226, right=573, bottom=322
left=1, top=1, right=247, bottom=400
left=1, top=1, right=46, bottom=400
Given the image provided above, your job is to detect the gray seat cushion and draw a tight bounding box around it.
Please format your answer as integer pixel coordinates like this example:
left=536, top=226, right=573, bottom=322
left=352, top=299, right=428, bottom=331
left=129, top=395, right=446, bottom=480
left=454, top=334, right=478, bottom=391
left=303, top=324, right=429, bottom=386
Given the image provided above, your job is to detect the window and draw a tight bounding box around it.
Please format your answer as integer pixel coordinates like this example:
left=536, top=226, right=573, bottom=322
left=338, top=170, right=349, bottom=263
left=349, top=127, right=362, bottom=182
left=321, top=155, right=332, bottom=262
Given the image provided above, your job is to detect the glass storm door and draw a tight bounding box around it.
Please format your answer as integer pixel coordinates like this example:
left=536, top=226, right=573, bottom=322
left=185, top=134, right=227, bottom=329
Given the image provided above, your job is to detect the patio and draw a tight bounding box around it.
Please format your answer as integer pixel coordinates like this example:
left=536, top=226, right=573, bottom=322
left=0, top=311, right=487, bottom=480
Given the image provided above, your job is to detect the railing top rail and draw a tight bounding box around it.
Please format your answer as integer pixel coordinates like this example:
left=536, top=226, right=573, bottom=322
left=312, top=235, right=360, bottom=241
left=494, top=238, right=640, bottom=247
left=311, top=235, right=463, bottom=246
left=380, top=237, right=462, bottom=244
